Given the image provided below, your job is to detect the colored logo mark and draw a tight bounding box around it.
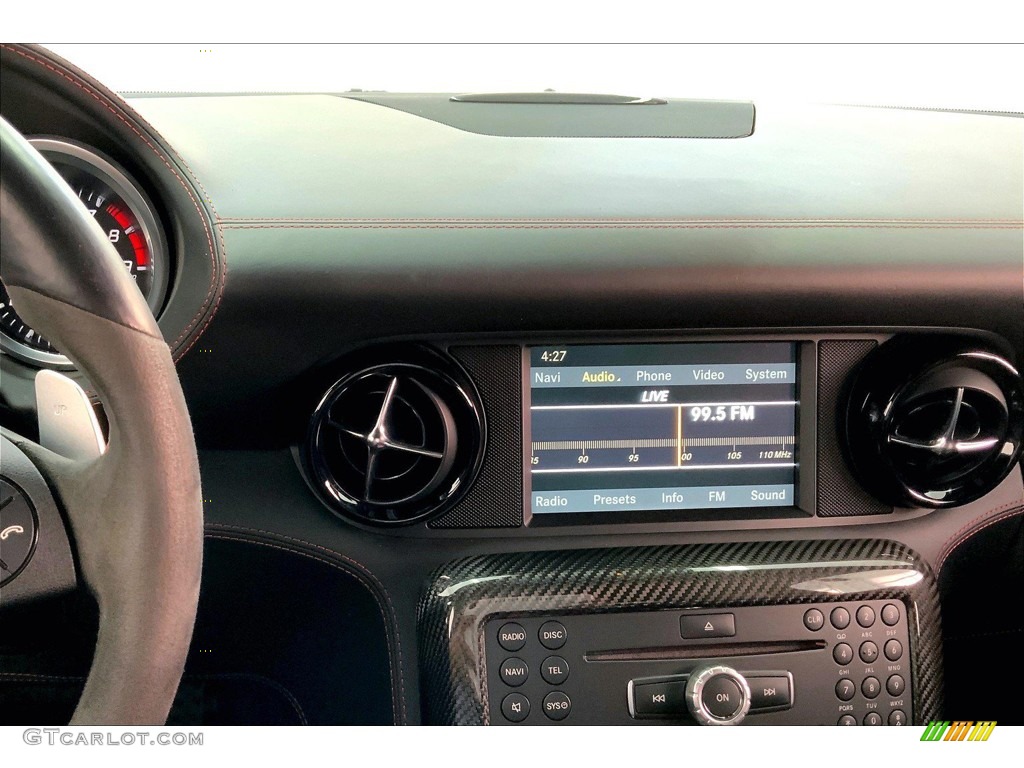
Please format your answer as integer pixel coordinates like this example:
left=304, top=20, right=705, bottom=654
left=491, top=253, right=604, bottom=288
left=921, top=721, right=996, bottom=741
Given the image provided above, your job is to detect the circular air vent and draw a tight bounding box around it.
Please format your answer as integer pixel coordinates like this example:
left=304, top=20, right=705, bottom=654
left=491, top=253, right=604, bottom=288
left=844, top=339, right=1024, bottom=508
left=306, top=359, right=484, bottom=525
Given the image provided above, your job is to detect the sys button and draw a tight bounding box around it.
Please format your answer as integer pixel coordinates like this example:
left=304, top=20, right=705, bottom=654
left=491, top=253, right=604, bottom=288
left=680, top=613, right=736, bottom=639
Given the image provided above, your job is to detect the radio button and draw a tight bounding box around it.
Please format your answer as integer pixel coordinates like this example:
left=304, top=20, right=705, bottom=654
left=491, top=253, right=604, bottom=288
left=830, top=607, right=851, bottom=630
left=499, top=658, right=529, bottom=687
left=681, top=613, right=735, bottom=639
left=542, top=691, right=571, bottom=721
left=539, top=620, right=567, bottom=650
left=497, top=622, right=527, bottom=652
left=501, top=693, right=530, bottom=723
left=541, top=656, right=569, bottom=685
left=631, top=679, right=688, bottom=717
left=833, top=643, right=854, bottom=666
left=884, top=639, right=903, bottom=661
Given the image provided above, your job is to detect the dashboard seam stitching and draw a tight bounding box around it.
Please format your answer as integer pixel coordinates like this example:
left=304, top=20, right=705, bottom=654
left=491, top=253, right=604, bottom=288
left=935, top=501, right=1024, bottom=574
left=214, top=217, right=1024, bottom=225
left=0, top=44, right=226, bottom=363
left=205, top=528, right=407, bottom=724
left=214, top=223, right=1024, bottom=231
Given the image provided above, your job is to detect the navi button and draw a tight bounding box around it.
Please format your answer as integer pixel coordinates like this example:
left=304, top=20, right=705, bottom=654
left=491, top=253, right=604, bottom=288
left=499, top=658, right=529, bottom=687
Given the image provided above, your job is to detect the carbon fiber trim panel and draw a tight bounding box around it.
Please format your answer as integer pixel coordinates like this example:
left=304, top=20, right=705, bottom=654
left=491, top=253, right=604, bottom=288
left=430, top=346, right=523, bottom=528
left=417, top=539, right=941, bottom=725
left=818, top=340, right=892, bottom=517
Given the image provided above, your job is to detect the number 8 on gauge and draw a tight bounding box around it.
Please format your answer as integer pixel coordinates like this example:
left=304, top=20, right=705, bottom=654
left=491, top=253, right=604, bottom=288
left=0, top=138, right=168, bottom=367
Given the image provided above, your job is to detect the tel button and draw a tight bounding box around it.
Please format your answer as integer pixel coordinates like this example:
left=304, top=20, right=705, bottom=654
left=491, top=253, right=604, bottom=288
left=541, top=656, right=569, bottom=685
left=539, top=620, right=567, bottom=650
left=497, top=622, right=527, bottom=652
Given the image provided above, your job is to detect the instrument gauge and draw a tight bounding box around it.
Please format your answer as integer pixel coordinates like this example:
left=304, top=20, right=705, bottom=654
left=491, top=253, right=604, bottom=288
left=0, top=138, right=169, bottom=367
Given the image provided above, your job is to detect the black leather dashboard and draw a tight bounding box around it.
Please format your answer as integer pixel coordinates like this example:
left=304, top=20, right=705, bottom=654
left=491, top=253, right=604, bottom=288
left=1, top=43, right=1022, bottom=726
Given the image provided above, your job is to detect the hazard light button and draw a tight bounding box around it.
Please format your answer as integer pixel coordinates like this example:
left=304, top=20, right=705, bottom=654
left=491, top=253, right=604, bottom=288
left=680, top=613, right=736, bottom=639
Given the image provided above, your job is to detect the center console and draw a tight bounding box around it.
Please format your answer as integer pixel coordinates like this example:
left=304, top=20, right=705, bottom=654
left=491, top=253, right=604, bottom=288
left=297, top=330, right=1020, bottom=726
left=417, top=539, right=940, bottom=726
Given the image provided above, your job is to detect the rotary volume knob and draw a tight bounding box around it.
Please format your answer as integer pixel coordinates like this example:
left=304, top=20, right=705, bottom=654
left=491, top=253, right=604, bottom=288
left=685, top=665, right=752, bottom=725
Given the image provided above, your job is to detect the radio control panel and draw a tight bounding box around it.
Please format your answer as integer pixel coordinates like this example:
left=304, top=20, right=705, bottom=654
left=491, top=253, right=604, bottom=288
left=484, top=599, right=912, bottom=725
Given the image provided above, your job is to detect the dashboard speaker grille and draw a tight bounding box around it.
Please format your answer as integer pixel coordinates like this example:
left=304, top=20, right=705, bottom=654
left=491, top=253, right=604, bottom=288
left=430, top=346, right=523, bottom=529
left=817, top=341, right=893, bottom=517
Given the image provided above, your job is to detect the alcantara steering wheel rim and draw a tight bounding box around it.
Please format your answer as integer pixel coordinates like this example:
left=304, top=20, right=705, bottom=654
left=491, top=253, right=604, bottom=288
left=0, top=115, right=203, bottom=724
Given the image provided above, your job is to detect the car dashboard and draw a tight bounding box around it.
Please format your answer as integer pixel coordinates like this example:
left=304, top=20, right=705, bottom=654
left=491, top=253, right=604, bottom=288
left=0, top=44, right=1022, bottom=727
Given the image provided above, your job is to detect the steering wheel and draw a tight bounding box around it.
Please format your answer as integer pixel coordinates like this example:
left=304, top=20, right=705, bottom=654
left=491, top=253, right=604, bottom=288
left=0, top=117, right=203, bottom=724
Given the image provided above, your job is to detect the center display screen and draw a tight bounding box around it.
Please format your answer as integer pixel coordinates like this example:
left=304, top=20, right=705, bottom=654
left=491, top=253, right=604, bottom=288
left=527, top=342, right=799, bottom=517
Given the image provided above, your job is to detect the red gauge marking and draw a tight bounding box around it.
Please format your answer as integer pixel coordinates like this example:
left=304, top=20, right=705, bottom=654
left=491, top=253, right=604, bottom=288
left=106, top=202, right=149, bottom=266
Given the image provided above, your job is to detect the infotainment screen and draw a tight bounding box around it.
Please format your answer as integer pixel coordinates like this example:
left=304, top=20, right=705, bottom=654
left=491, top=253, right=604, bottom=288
left=527, top=342, right=798, bottom=517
